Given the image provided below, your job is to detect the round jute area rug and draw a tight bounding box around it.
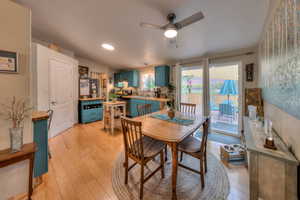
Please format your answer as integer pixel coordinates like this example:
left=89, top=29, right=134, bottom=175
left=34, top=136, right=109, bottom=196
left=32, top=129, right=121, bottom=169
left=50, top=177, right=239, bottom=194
left=112, top=152, right=230, bottom=200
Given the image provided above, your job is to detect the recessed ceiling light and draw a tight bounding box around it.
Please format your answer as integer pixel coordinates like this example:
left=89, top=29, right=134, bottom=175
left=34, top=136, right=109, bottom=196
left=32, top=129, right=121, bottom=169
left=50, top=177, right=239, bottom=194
left=102, top=43, right=115, bottom=51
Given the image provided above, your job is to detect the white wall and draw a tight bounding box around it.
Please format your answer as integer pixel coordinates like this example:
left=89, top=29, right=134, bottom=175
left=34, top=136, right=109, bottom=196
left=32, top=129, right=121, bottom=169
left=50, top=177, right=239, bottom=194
left=77, top=57, right=114, bottom=74
left=0, top=0, right=32, bottom=199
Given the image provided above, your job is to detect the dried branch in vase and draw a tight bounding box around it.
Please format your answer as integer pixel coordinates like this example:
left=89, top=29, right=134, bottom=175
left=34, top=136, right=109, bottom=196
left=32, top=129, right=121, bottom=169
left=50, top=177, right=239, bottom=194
left=0, top=96, right=32, bottom=128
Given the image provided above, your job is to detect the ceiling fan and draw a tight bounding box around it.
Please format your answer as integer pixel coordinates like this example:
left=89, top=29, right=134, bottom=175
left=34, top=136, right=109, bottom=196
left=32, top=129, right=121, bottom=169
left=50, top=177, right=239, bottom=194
left=140, top=12, right=204, bottom=39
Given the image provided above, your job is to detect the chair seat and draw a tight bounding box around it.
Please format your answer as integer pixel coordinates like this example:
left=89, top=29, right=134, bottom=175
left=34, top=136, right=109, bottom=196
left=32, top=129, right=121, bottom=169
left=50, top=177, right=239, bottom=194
left=178, top=136, right=201, bottom=153
left=133, top=136, right=165, bottom=158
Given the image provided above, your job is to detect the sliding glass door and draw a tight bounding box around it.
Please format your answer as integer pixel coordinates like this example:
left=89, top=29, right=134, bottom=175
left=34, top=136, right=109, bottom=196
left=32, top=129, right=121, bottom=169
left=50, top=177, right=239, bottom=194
left=181, top=66, right=204, bottom=115
left=209, top=63, right=240, bottom=136
left=180, top=62, right=242, bottom=137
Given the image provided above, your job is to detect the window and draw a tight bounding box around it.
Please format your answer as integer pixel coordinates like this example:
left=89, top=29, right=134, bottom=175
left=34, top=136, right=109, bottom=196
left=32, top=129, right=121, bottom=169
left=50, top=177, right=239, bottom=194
left=141, top=73, right=155, bottom=91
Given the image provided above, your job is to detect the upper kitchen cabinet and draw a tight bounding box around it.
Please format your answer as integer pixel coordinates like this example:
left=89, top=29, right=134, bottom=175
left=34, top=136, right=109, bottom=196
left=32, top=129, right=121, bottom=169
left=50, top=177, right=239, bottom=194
left=114, top=73, right=120, bottom=87
left=155, top=65, right=170, bottom=87
left=127, top=70, right=139, bottom=87
left=114, top=70, right=139, bottom=88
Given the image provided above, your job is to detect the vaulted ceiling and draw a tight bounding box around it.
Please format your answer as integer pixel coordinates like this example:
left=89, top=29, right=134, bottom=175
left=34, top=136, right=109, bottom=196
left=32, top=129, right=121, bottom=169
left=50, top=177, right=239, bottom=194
left=15, top=0, right=269, bottom=68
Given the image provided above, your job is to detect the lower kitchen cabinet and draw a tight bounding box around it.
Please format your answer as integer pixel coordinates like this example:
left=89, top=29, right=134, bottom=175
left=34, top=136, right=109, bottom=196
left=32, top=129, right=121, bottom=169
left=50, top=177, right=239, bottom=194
left=128, top=99, right=161, bottom=117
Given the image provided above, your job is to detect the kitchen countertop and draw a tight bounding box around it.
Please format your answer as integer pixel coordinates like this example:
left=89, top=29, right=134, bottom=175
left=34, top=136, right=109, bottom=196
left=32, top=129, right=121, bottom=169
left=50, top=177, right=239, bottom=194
left=103, top=101, right=126, bottom=105
left=121, top=96, right=170, bottom=102
left=79, top=97, right=105, bottom=101
left=32, top=111, right=49, bottom=121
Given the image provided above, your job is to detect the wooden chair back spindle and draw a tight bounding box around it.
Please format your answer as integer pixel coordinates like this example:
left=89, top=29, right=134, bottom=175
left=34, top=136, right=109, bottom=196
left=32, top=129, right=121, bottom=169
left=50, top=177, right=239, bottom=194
left=137, top=104, right=152, bottom=116
left=200, top=117, right=210, bottom=155
left=121, top=117, right=144, bottom=160
left=180, top=103, right=196, bottom=114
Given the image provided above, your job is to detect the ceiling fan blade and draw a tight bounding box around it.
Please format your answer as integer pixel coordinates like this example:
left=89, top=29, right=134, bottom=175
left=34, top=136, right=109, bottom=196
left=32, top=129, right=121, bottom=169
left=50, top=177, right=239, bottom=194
left=140, top=22, right=164, bottom=30
left=175, top=11, right=204, bottom=29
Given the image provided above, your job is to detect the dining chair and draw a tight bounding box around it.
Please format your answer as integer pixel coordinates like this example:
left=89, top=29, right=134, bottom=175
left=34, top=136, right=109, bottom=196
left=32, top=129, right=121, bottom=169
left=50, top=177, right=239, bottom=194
left=178, top=117, right=210, bottom=188
left=137, top=104, right=152, bottom=116
left=179, top=102, right=197, bottom=161
left=137, top=103, right=169, bottom=161
left=180, top=103, right=196, bottom=114
left=121, top=117, right=166, bottom=199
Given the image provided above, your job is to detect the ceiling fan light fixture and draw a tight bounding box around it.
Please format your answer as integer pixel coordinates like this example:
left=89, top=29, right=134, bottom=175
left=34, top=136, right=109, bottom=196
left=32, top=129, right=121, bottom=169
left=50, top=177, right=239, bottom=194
left=164, top=28, right=178, bottom=38
left=101, top=43, right=115, bottom=51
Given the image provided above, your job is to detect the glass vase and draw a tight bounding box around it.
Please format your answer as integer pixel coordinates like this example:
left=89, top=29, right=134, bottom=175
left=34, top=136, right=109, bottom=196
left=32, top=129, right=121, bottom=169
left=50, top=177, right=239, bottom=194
left=9, top=127, right=23, bottom=152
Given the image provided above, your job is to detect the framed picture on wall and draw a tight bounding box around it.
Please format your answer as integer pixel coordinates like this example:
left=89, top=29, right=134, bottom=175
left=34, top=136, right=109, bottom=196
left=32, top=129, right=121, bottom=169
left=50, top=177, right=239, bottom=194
left=0, top=50, right=18, bottom=73
left=79, top=65, right=89, bottom=78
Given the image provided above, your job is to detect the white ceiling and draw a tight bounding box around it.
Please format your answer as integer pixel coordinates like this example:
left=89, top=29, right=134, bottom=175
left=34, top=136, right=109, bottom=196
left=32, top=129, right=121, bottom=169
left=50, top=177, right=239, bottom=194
left=16, top=0, right=269, bottom=69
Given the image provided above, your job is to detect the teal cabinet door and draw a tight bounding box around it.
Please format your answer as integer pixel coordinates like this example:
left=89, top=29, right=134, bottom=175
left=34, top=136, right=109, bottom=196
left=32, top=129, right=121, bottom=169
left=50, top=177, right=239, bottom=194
left=127, top=70, right=139, bottom=88
left=129, top=99, right=149, bottom=117
left=148, top=100, right=161, bottom=112
left=33, top=119, right=48, bottom=177
left=155, top=65, right=170, bottom=87
left=114, top=73, right=120, bottom=87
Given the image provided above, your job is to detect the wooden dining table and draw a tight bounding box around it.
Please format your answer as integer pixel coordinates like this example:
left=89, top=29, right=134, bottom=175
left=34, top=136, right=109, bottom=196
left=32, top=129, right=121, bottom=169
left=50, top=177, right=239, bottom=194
left=135, top=110, right=207, bottom=200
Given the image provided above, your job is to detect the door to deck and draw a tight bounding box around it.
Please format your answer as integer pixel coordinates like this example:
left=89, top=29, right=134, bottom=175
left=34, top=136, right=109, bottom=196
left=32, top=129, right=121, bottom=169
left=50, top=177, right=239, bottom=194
left=209, top=63, right=240, bottom=136
left=180, top=62, right=242, bottom=136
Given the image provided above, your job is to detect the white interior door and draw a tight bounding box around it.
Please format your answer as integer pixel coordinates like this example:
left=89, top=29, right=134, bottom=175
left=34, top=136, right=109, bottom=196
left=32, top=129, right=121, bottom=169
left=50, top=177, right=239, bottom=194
left=49, top=59, right=74, bottom=137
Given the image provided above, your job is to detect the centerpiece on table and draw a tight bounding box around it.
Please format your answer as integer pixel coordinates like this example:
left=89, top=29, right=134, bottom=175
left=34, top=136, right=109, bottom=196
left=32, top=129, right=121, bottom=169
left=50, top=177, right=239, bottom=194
left=167, top=83, right=176, bottom=119
left=0, top=97, right=32, bottom=152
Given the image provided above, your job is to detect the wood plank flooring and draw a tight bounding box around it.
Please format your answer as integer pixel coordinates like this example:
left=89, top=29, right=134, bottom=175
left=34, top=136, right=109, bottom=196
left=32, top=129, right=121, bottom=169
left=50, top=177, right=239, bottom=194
left=29, top=121, right=249, bottom=200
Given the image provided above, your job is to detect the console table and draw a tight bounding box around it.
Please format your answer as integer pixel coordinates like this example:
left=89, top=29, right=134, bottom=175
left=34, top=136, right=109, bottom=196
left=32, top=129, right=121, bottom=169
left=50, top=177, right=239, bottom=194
left=243, top=117, right=299, bottom=200
left=0, top=143, right=37, bottom=200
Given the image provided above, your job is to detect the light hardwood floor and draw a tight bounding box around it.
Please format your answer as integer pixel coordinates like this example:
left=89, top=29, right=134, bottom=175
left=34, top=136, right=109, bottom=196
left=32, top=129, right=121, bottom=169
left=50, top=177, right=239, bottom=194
left=29, top=121, right=249, bottom=200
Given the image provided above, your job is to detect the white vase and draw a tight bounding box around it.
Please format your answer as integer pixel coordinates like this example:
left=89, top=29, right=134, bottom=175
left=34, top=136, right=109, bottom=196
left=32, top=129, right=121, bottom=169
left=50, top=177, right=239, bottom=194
left=9, top=127, right=23, bottom=152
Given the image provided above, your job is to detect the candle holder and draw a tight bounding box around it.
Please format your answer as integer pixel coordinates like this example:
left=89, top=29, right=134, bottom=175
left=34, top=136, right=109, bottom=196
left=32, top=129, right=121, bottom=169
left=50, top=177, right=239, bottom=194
left=264, top=137, right=277, bottom=150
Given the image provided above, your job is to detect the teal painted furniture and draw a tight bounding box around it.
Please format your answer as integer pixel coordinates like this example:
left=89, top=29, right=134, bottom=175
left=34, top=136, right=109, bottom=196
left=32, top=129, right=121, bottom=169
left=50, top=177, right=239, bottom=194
left=33, top=116, right=49, bottom=177
left=128, top=98, right=161, bottom=117
left=79, top=99, right=103, bottom=123
left=114, top=70, right=139, bottom=88
left=114, top=73, right=120, bottom=87
left=155, top=65, right=170, bottom=87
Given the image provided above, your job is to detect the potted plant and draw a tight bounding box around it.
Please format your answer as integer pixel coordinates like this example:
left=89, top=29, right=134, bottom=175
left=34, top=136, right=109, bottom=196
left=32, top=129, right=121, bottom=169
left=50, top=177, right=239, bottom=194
left=167, top=83, right=176, bottom=119
left=0, top=97, right=32, bottom=152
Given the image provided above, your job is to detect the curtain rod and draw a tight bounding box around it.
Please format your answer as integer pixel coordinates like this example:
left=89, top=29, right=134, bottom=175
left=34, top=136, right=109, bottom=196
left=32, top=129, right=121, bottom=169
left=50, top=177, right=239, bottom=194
left=174, top=51, right=255, bottom=66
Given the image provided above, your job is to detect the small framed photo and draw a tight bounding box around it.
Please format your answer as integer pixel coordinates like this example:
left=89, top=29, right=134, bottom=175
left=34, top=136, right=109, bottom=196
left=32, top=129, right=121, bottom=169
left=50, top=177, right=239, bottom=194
left=0, top=50, right=18, bottom=73
left=79, top=65, right=89, bottom=78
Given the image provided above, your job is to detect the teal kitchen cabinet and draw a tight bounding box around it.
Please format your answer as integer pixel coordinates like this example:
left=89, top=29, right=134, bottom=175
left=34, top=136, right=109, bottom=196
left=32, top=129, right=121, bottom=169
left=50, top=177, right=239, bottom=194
left=79, top=99, right=103, bottom=123
left=114, top=70, right=139, bottom=88
left=127, top=70, right=139, bottom=88
left=114, top=73, right=120, bottom=87
left=148, top=100, right=160, bottom=113
left=129, top=99, right=145, bottom=117
left=32, top=114, right=49, bottom=177
left=155, top=65, right=170, bottom=87
left=128, top=98, right=161, bottom=117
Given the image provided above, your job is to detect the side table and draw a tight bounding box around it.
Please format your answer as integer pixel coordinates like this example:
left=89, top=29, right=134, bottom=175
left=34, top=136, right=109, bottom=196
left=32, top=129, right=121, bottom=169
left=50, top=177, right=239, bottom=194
left=0, top=143, right=37, bottom=200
